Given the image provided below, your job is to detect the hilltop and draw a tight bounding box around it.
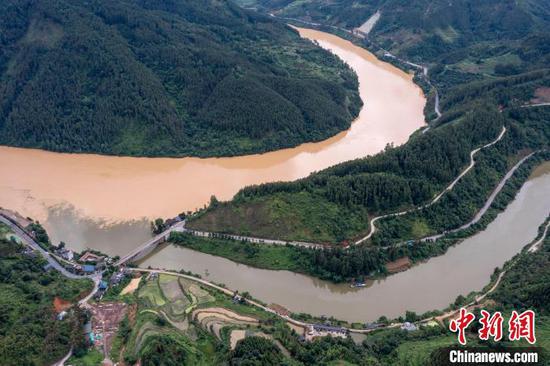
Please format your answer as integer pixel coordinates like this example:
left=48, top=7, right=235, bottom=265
left=0, top=0, right=360, bottom=156
left=187, top=0, right=550, bottom=278
left=242, top=0, right=550, bottom=90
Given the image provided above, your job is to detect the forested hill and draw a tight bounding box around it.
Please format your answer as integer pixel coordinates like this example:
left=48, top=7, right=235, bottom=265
left=243, top=0, right=550, bottom=92
left=0, top=0, right=361, bottom=157
left=188, top=1, right=550, bottom=245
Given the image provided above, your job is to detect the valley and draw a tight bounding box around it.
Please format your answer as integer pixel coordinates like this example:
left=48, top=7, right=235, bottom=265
left=0, top=1, right=548, bottom=364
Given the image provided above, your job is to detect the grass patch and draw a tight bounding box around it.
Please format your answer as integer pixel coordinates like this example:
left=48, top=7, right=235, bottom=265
left=188, top=191, right=367, bottom=243
left=67, top=348, right=103, bottom=366
left=138, top=278, right=166, bottom=307
left=394, top=335, right=455, bottom=366
left=170, top=233, right=308, bottom=272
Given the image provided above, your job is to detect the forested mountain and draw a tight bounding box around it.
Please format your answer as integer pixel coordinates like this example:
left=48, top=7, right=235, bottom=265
left=0, top=0, right=360, bottom=156
left=241, top=0, right=550, bottom=92
left=242, top=0, right=549, bottom=58
left=189, top=1, right=550, bottom=245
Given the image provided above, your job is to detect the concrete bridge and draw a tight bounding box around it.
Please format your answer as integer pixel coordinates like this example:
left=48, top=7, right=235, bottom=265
left=115, top=220, right=186, bottom=266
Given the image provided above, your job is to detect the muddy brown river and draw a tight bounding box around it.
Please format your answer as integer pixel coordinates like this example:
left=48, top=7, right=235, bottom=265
left=1, top=28, right=547, bottom=323
left=0, top=27, right=425, bottom=252
left=142, top=169, right=550, bottom=322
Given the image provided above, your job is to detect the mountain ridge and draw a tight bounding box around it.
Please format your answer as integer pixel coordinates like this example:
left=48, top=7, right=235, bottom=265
left=0, top=0, right=361, bottom=156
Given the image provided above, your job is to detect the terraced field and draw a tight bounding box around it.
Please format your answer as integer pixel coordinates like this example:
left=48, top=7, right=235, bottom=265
left=193, top=307, right=259, bottom=340
left=158, top=275, right=190, bottom=321
left=138, top=276, right=167, bottom=307
left=127, top=272, right=277, bottom=360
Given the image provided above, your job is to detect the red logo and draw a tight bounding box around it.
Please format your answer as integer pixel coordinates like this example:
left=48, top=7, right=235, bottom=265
left=478, top=310, right=504, bottom=341
left=508, top=310, right=536, bottom=344
left=449, top=308, right=476, bottom=345
left=449, top=308, right=536, bottom=345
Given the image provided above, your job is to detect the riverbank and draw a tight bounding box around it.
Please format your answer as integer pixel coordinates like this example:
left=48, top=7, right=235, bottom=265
left=174, top=146, right=548, bottom=284
left=135, top=213, right=550, bottom=335
left=169, top=155, right=547, bottom=284
left=141, top=167, right=550, bottom=322
left=0, top=27, right=425, bottom=254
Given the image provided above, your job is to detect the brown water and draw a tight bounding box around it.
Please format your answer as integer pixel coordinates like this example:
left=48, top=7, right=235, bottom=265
left=0, top=28, right=425, bottom=251
left=141, top=171, right=550, bottom=322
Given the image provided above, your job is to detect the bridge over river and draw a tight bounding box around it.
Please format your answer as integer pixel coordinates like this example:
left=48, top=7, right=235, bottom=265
left=115, top=220, right=186, bottom=266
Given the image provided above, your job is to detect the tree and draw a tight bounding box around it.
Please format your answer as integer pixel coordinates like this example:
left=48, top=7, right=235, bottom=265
left=230, top=336, right=283, bottom=365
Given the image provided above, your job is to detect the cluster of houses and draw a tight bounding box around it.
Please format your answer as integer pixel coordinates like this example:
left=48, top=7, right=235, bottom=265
left=54, top=248, right=111, bottom=275
left=303, top=320, right=417, bottom=342
left=93, top=268, right=132, bottom=300
left=305, top=323, right=348, bottom=341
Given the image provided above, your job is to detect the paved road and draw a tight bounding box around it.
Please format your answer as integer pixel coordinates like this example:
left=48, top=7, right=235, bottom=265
left=127, top=268, right=310, bottom=328
left=0, top=214, right=88, bottom=279
left=420, top=151, right=537, bottom=243
left=181, top=227, right=324, bottom=249
left=115, top=220, right=186, bottom=265
left=522, top=102, right=550, bottom=108
left=177, top=127, right=509, bottom=250
left=426, top=218, right=549, bottom=324
left=528, top=220, right=550, bottom=253
left=354, top=126, right=507, bottom=245
left=50, top=348, right=73, bottom=366
left=128, top=213, right=549, bottom=336
left=1, top=214, right=101, bottom=366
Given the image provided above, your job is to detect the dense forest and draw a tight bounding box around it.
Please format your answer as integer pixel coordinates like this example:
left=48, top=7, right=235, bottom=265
left=189, top=0, right=550, bottom=249
left=0, top=231, right=92, bottom=366
left=0, top=0, right=360, bottom=156
left=240, top=0, right=550, bottom=72
left=188, top=98, right=548, bottom=245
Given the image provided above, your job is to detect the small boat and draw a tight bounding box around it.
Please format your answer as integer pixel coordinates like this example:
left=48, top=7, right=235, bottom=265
left=350, top=282, right=366, bottom=288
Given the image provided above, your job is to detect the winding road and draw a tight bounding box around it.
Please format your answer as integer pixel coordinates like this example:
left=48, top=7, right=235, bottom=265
left=354, top=126, right=507, bottom=245
left=0, top=214, right=89, bottom=279
left=176, top=126, right=520, bottom=250
left=425, top=217, right=549, bottom=325
left=132, top=215, right=549, bottom=334
left=419, top=151, right=538, bottom=243
left=0, top=213, right=101, bottom=366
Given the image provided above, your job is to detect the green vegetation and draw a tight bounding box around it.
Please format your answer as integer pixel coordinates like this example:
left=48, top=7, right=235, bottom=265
left=0, top=228, right=93, bottom=366
left=189, top=104, right=548, bottom=245
left=187, top=0, right=550, bottom=281
left=171, top=232, right=307, bottom=271
left=490, top=221, right=550, bottom=315
left=0, top=0, right=360, bottom=157
left=243, top=1, right=549, bottom=79
left=111, top=270, right=282, bottom=365
left=107, top=225, right=550, bottom=365
left=67, top=348, right=104, bottom=366
left=170, top=232, right=391, bottom=282
left=27, top=221, right=53, bottom=250
left=230, top=336, right=284, bottom=365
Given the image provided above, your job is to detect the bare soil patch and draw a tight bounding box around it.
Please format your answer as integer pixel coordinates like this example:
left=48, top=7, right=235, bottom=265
left=53, top=297, right=72, bottom=312
left=120, top=277, right=141, bottom=296
left=90, top=302, right=128, bottom=356
left=532, top=87, right=550, bottom=103
left=385, top=257, right=411, bottom=273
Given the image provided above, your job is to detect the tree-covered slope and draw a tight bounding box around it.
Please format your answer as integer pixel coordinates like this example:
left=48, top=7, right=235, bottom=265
left=0, top=233, right=92, bottom=366
left=243, top=0, right=550, bottom=91
left=188, top=1, right=550, bottom=245
left=0, top=0, right=361, bottom=156
left=244, top=0, right=549, bottom=56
